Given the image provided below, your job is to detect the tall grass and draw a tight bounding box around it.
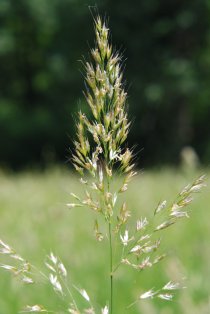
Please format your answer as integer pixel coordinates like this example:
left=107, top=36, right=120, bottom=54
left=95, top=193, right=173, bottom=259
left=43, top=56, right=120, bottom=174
left=0, top=168, right=209, bottom=313
left=0, top=15, right=207, bottom=314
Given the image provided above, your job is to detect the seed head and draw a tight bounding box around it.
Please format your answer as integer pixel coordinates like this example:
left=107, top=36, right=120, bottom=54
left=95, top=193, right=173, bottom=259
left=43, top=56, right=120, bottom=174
left=22, top=305, right=47, bottom=312
left=139, top=289, right=156, bottom=299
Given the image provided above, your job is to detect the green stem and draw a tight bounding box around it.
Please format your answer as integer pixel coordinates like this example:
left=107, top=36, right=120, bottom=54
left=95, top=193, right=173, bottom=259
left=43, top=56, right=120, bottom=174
left=106, top=167, right=113, bottom=313
left=109, top=222, right=113, bottom=314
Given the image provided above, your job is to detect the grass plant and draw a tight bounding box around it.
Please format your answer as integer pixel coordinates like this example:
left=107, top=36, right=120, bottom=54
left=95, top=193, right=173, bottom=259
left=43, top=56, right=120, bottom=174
left=0, top=16, right=207, bottom=314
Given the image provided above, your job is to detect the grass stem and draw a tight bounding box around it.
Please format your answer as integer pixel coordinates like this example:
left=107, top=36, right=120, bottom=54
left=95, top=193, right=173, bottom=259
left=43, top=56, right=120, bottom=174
left=109, top=222, right=113, bottom=314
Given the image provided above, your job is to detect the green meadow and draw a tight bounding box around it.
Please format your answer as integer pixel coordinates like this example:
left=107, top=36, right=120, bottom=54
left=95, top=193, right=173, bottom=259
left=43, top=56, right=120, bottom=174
left=0, top=167, right=209, bottom=314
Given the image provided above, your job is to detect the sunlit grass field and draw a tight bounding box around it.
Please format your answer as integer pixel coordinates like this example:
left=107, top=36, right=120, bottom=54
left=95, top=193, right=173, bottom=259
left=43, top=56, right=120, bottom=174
left=0, top=167, right=209, bottom=314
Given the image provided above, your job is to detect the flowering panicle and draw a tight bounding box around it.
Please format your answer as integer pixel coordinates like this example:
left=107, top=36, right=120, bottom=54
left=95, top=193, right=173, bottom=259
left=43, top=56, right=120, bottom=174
left=116, top=175, right=206, bottom=282
left=0, top=238, right=108, bottom=314
left=68, top=16, right=206, bottom=313
left=0, top=239, right=34, bottom=285
left=138, top=280, right=183, bottom=301
left=154, top=175, right=206, bottom=232
left=127, top=280, right=184, bottom=309
left=69, top=18, right=137, bottom=254
left=72, top=16, right=133, bottom=181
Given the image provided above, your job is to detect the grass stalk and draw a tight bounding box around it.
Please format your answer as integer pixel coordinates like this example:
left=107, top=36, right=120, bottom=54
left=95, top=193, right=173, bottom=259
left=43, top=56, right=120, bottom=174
left=108, top=222, right=113, bottom=314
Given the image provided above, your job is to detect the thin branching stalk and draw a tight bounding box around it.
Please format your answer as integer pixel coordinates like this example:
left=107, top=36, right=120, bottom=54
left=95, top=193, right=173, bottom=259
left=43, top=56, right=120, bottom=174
left=108, top=222, right=113, bottom=314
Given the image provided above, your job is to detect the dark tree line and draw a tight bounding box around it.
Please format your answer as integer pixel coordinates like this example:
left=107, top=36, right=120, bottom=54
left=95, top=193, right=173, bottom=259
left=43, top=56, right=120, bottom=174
left=0, top=0, right=210, bottom=168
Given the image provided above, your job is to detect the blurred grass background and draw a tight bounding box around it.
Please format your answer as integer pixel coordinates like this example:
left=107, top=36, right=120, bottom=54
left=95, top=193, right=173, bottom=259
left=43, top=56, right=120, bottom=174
left=0, top=167, right=209, bottom=313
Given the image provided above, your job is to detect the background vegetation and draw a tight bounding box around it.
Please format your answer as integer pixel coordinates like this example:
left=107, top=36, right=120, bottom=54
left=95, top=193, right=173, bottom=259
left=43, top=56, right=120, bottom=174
left=0, top=168, right=209, bottom=313
left=0, top=0, right=210, bottom=169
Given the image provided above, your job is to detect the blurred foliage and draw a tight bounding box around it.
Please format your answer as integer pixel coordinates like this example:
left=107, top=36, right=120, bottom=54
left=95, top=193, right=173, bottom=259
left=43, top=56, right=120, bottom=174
left=0, top=167, right=209, bottom=313
left=0, top=0, right=210, bottom=168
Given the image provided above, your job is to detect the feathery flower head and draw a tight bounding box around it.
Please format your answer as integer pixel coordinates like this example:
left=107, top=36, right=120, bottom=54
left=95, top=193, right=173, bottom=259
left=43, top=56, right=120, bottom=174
left=72, top=16, right=132, bottom=179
